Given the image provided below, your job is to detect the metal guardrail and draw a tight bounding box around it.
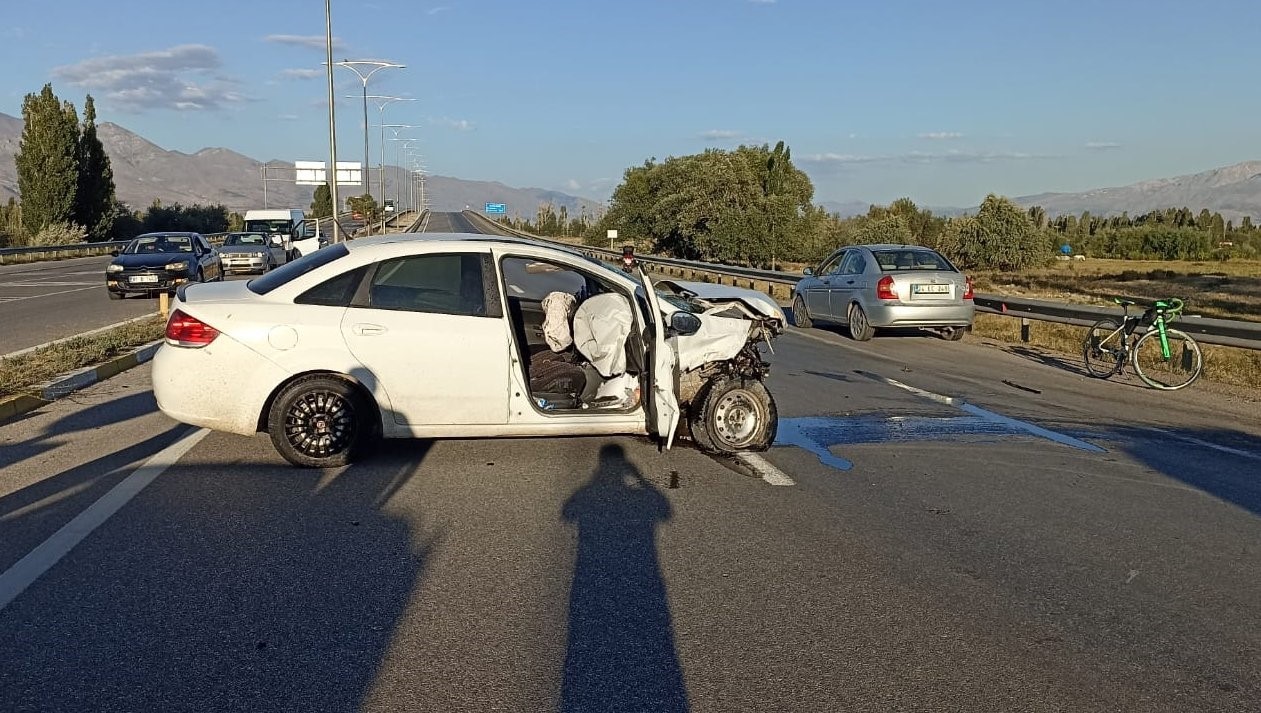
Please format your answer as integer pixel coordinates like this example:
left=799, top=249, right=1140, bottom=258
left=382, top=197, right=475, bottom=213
left=462, top=212, right=1261, bottom=352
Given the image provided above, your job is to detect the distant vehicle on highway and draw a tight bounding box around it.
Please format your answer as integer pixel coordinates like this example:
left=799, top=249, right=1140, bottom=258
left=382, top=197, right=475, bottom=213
left=241, top=209, right=323, bottom=260
left=153, top=233, right=785, bottom=468
left=105, top=232, right=222, bottom=299
left=219, top=232, right=287, bottom=274
left=793, top=244, right=974, bottom=341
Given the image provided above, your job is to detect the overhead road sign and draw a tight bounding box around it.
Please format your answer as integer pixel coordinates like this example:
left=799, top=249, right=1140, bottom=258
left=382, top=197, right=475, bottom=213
left=485, top=203, right=507, bottom=214
left=295, top=160, right=363, bottom=186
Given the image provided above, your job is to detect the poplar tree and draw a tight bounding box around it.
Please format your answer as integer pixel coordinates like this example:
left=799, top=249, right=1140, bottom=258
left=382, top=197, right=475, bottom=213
left=15, top=84, right=81, bottom=236
left=76, top=95, right=117, bottom=241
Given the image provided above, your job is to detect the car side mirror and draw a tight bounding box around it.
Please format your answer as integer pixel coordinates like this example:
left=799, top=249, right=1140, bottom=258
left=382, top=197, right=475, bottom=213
left=669, top=311, right=702, bottom=337
left=802, top=267, right=814, bottom=276
left=110, top=249, right=120, bottom=257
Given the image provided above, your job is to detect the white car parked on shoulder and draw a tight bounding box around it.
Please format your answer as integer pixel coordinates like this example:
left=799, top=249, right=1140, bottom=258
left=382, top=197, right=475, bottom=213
left=153, top=233, right=785, bottom=467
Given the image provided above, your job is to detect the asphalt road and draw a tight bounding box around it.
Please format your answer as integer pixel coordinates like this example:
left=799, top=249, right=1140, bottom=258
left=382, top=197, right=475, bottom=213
left=0, top=256, right=160, bottom=354
left=1, top=319, right=1258, bottom=711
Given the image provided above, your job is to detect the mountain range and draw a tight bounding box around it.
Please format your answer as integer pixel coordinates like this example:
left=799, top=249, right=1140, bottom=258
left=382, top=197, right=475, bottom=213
left=0, top=112, right=603, bottom=218
left=2, top=111, right=1259, bottom=222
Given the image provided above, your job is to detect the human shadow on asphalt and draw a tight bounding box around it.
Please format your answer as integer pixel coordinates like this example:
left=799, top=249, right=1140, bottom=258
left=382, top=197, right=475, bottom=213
left=1101, top=425, right=1261, bottom=516
left=560, top=443, right=689, bottom=713
left=0, top=436, right=438, bottom=713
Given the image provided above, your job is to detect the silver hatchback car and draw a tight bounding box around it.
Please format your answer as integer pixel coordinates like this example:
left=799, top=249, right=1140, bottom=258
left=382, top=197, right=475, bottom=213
left=792, top=244, right=974, bottom=341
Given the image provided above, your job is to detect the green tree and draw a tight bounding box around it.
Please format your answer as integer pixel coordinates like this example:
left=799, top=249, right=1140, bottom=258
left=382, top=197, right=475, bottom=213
left=15, top=84, right=81, bottom=237
left=74, top=95, right=116, bottom=241
left=347, top=193, right=379, bottom=220
left=937, top=194, right=1049, bottom=270
left=310, top=183, right=333, bottom=218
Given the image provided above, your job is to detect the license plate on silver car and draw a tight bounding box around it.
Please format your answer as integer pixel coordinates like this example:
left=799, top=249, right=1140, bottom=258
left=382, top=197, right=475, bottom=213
left=129, top=275, right=158, bottom=284
left=912, top=283, right=949, bottom=294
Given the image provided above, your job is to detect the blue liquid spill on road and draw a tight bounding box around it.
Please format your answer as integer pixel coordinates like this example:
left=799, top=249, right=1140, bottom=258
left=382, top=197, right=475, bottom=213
left=774, top=413, right=1105, bottom=472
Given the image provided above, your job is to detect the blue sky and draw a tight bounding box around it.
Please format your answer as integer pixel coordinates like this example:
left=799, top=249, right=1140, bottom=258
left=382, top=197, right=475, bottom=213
left=4, top=0, right=1259, bottom=208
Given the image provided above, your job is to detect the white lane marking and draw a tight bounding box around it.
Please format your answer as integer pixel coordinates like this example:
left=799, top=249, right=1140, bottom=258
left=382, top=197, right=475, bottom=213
left=0, top=427, right=209, bottom=612
left=0, top=285, right=100, bottom=303
left=3, top=281, right=98, bottom=287
left=1145, top=428, right=1261, bottom=463
left=735, top=452, right=796, bottom=486
left=868, top=373, right=1106, bottom=453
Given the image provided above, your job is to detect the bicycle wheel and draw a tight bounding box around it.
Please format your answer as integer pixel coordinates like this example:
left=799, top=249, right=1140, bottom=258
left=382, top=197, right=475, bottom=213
left=1082, top=319, right=1124, bottom=378
left=1131, top=328, right=1203, bottom=390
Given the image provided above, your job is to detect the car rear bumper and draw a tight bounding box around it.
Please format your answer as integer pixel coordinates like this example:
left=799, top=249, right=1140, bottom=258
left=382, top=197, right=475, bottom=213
left=153, top=336, right=286, bottom=436
left=865, top=301, right=975, bottom=328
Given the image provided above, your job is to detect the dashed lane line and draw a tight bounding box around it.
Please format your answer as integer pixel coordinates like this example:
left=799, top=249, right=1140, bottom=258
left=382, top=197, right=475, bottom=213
left=736, top=452, right=796, bottom=486
left=0, top=427, right=210, bottom=612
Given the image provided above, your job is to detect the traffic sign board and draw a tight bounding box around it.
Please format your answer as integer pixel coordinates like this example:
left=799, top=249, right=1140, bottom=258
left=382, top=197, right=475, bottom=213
left=485, top=203, right=506, bottom=214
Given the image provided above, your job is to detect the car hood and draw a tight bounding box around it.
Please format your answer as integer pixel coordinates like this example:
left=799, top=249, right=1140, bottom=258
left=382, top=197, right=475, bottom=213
left=110, top=253, right=195, bottom=269
left=656, top=279, right=786, bottom=323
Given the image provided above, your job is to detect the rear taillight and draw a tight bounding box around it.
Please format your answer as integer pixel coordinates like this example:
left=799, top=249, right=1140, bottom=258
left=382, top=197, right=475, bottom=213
left=876, top=275, right=898, bottom=300
left=963, top=276, right=974, bottom=300
left=165, top=309, right=219, bottom=348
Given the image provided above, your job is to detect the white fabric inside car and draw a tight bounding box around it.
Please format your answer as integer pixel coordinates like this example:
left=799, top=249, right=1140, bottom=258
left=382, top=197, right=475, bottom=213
left=540, top=291, right=577, bottom=352
left=573, top=293, right=634, bottom=377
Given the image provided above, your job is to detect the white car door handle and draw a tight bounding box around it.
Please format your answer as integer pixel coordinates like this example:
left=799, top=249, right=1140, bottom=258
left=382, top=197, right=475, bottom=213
left=352, top=323, right=387, bottom=336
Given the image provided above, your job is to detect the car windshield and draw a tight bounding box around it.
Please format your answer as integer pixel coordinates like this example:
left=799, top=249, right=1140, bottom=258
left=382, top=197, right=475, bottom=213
left=243, top=219, right=291, bottom=235
left=125, top=235, right=193, bottom=254
left=873, top=249, right=955, bottom=272
left=224, top=234, right=268, bottom=246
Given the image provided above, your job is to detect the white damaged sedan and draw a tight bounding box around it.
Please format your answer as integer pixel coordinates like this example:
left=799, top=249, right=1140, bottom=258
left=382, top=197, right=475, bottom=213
left=153, top=233, right=785, bottom=467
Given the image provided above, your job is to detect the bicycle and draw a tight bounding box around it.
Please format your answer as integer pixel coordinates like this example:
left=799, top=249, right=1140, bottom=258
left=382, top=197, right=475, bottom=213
left=1081, top=297, right=1203, bottom=390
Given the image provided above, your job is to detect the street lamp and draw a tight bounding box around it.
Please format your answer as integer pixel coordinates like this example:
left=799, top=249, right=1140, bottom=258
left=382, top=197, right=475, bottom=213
left=387, top=134, right=419, bottom=211
left=322, top=1, right=341, bottom=243
left=355, top=98, right=414, bottom=209
left=332, top=60, right=404, bottom=192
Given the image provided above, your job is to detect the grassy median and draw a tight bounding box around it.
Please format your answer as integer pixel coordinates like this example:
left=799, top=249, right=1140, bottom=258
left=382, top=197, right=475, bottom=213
left=0, top=317, right=166, bottom=400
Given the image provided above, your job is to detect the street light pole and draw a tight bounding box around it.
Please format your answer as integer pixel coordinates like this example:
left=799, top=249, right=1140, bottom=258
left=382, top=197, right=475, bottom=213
left=333, top=59, right=404, bottom=235
left=323, top=1, right=340, bottom=243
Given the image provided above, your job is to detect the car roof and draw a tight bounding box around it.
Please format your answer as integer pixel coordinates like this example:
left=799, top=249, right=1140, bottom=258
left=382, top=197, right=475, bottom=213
left=345, top=231, right=591, bottom=258
left=857, top=243, right=937, bottom=251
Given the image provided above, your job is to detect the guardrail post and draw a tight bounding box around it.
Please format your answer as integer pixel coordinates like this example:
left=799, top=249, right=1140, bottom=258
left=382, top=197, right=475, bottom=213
left=1021, top=317, right=1030, bottom=343
left=159, top=292, right=170, bottom=319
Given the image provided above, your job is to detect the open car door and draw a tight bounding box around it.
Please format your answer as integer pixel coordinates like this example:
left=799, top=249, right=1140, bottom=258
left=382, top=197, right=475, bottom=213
left=637, top=266, right=680, bottom=448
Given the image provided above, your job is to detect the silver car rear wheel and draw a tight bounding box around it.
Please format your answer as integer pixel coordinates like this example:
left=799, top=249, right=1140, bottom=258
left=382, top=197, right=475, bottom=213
left=848, top=304, right=875, bottom=341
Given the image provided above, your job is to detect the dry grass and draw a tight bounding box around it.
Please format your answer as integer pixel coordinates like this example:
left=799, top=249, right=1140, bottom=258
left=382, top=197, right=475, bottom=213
left=0, top=317, right=165, bottom=399
left=970, top=313, right=1261, bottom=390
left=973, top=258, right=1261, bottom=322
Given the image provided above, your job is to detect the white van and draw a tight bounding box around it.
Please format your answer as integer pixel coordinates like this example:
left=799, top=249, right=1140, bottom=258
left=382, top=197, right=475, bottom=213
left=241, top=209, right=325, bottom=261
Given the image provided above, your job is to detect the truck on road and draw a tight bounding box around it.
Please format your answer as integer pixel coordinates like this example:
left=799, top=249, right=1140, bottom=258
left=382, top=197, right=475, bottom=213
left=241, top=209, right=325, bottom=262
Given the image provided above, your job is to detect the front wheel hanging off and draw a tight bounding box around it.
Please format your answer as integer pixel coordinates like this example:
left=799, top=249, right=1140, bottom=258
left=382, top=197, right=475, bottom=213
left=690, top=378, right=778, bottom=454
left=1082, top=319, right=1123, bottom=378
left=1131, top=328, right=1203, bottom=390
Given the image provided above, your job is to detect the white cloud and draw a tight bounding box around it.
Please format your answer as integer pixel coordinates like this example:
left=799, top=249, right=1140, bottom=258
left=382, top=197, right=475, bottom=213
left=280, top=68, right=323, bottom=80
left=566, top=179, right=582, bottom=191
left=279, top=114, right=300, bottom=121
left=802, top=149, right=1053, bottom=170
left=1085, top=141, right=1122, bottom=150
left=700, top=129, right=742, bottom=141
left=427, top=6, right=450, bottom=14
left=430, top=116, right=474, bottom=131
left=52, top=45, right=248, bottom=113
left=265, top=34, right=344, bottom=51
left=918, top=131, right=963, bottom=140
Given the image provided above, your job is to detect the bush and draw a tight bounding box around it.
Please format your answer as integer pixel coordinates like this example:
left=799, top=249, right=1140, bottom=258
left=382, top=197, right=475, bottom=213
left=31, top=221, right=86, bottom=246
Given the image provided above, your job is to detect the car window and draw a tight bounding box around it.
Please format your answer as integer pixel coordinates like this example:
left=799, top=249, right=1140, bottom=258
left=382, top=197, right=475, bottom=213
left=840, top=252, right=866, bottom=275
left=500, top=256, right=614, bottom=303
left=295, top=266, right=368, bottom=307
left=364, top=253, right=493, bottom=317
left=818, top=251, right=845, bottom=275
left=873, top=249, right=955, bottom=272
left=126, top=235, right=193, bottom=254
left=226, top=234, right=267, bottom=246
left=248, top=243, right=349, bottom=294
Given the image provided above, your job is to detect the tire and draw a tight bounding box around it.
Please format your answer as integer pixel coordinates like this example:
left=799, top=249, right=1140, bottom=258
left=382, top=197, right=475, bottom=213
left=108, top=290, right=125, bottom=300
left=941, top=326, right=966, bottom=341
left=848, top=304, right=875, bottom=341
left=792, top=295, right=813, bottom=329
left=689, top=378, right=778, bottom=454
left=1131, top=328, right=1202, bottom=390
left=1082, top=319, right=1123, bottom=378
left=267, top=375, right=374, bottom=468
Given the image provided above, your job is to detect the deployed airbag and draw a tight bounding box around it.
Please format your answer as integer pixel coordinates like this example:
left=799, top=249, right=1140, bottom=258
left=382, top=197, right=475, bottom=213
left=573, top=293, right=634, bottom=377
left=541, top=291, right=577, bottom=352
